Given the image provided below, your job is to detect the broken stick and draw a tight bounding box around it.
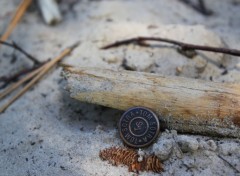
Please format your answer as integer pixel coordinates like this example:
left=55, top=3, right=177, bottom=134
left=63, top=67, right=240, bottom=138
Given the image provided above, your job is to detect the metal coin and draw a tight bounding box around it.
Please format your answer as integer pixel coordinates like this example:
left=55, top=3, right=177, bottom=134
left=119, top=106, right=160, bottom=148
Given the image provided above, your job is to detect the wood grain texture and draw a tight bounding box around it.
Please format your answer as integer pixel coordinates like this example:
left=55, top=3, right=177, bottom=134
left=63, top=67, right=240, bottom=138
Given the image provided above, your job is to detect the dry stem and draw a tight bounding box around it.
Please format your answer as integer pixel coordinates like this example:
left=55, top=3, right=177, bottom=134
left=102, top=36, right=240, bottom=57
left=0, top=0, right=32, bottom=44
left=0, top=42, right=79, bottom=113
left=0, top=63, right=46, bottom=100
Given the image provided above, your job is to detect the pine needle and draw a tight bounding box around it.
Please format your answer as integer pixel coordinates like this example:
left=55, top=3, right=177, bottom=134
left=0, top=42, right=79, bottom=113
left=0, top=0, right=32, bottom=43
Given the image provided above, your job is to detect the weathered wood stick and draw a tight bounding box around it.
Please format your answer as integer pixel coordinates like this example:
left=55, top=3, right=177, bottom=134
left=37, top=0, right=62, bottom=25
left=63, top=67, right=240, bottom=138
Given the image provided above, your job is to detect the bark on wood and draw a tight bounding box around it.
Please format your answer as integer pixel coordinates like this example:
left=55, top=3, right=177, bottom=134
left=63, top=67, right=240, bottom=138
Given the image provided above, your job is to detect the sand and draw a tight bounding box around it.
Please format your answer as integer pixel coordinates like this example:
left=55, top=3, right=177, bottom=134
left=0, top=0, right=240, bottom=175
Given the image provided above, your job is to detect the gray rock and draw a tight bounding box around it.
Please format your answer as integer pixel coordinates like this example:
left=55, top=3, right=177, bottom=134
left=199, top=140, right=217, bottom=151
left=207, top=140, right=217, bottom=151
left=153, top=138, right=173, bottom=161
left=177, top=135, right=199, bottom=153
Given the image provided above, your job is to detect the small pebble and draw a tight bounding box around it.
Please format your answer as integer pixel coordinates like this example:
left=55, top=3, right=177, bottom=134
left=207, top=140, right=217, bottom=151
left=137, top=149, right=144, bottom=162
left=177, top=135, right=199, bottom=153
left=176, top=66, right=183, bottom=75
left=153, top=139, right=173, bottom=161
left=95, top=125, right=104, bottom=133
left=236, top=62, right=240, bottom=70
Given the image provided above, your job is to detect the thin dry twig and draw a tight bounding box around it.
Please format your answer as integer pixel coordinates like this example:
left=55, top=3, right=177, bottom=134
left=0, top=0, right=32, bottom=44
left=0, top=42, right=79, bottom=113
left=0, top=62, right=47, bottom=100
left=0, top=40, right=44, bottom=89
left=101, top=36, right=240, bottom=57
left=0, top=62, right=45, bottom=89
left=0, top=41, right=39, bottom=64
left=179, top=0, right=212, bottom=16
left=218, top=155, right=240, bottom=174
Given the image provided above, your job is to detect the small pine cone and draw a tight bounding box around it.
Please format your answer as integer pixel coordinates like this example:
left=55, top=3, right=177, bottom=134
left=99, top=147, right=163, bottom=173
left=144, top=155, right=163, bottom=173
left=99, top=147, right=138, bottom=167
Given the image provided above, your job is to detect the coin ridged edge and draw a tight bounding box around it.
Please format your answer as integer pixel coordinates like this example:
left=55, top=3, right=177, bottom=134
left=118, top=106, right=160, bottom=148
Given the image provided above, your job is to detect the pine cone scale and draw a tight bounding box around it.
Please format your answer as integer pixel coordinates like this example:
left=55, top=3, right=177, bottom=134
left=99, top=147, right=163, bottom=173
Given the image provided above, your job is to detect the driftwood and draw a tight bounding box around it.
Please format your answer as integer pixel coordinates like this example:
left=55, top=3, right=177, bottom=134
left=63, top=67, right=240, bottom=138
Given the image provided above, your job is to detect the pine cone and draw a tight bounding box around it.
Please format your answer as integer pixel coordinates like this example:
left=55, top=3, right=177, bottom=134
left=99, top=147, right=138, bottom=168
left=99, top=147, right=163, bottom=173
left=144, top=155, right=163, bottom=173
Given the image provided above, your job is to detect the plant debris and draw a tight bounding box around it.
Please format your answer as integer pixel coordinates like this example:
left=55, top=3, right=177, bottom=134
left=102, top=36, right=240, bottom=57
left=99, top=147, right=163, bottom=173
left=0, top=0, right=32, bottom=44
left=0, top=42, right=79, bottom=113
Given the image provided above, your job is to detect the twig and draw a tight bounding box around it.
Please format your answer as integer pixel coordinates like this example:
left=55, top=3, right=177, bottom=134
left=0, top=40, right=44, bottom=89
left=0, top=42, right=79, bottom=113
left=0, top=0, right=32, bottom=44
left=0, top=61, right=45, bottom=83
left=179, top=0, right=212, bottom=16
left=217, top=155, right=240, bottom=174
left=101, top=36, right=240, bottom=57
left=12, top=41, right=40, bottom=64
left=0, top=62, right=47, bottom=100
left=0, top=41, right=39, bottom=64
left=198, top=0, right=212, bottom=15
left=0, top=64, right=43, bottom=89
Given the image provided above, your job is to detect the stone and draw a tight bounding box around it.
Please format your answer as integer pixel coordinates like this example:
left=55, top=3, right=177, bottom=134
left=153, top=138, right=173, bottom=161
left=177, top=135, right=199, bottom=153
left=198, top=140, right=217, bottom=151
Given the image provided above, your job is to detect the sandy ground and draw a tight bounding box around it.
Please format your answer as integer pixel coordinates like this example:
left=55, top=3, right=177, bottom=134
left=0, top=0, right=240, bottom=175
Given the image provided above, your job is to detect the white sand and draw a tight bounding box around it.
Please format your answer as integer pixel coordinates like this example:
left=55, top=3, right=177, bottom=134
left=0, top=0, right=240, bottom=175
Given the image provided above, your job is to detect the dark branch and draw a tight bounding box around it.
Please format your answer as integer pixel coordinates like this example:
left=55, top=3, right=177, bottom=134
left=0, top=61, right=47, bottom=89
left=0, top=41, right=46, bottom=89
left=218, top=155, right=240, bottom=174
left=0, top=40, right=40, bottom=65
left=179, top=0, right=213, bottom=16
left=198, top=0, right=212, bottom=15
left=101, top=36, right=240, bottom=57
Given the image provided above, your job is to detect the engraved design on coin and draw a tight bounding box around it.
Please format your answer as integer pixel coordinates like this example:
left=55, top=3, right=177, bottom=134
left=119, top=107, right=160, bottom=148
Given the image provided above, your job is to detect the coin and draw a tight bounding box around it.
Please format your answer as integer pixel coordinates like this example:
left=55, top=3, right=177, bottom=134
left=119, top=107, right=160, bottom=148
